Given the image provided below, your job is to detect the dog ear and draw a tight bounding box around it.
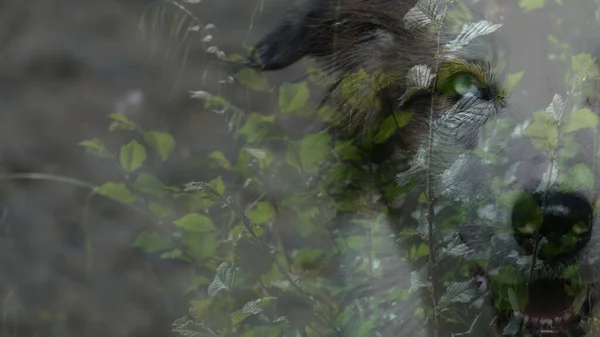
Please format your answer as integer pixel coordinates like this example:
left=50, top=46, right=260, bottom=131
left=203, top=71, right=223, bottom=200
left=247, top=0, right=333, bottom=71
left=247, top=0, right=423, bottom=72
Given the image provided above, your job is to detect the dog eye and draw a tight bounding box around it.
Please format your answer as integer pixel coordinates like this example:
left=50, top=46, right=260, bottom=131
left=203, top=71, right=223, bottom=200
left=435, top=60, right=496, bottom=102
left=451, top=73, right=485, bottom=98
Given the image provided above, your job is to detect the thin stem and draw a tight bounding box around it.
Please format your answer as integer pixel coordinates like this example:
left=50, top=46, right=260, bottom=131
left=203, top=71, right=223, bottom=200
left=425, top=7, right=448, bottom=336
left=0, top=173, right=97, bottom=190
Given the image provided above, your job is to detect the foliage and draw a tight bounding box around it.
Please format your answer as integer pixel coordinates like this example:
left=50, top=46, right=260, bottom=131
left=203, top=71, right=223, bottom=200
left=68, top=0, right=600, bottom=336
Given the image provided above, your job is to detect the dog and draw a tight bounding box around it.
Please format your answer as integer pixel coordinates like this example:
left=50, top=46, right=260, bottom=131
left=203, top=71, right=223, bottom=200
left=249, top=0, right=600, bottom=336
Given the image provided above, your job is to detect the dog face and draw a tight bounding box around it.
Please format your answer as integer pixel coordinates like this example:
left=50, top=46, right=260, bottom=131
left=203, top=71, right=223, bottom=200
left=250, top=0, right=600, bottom=336
left=425, top=4, right=600, bottom=336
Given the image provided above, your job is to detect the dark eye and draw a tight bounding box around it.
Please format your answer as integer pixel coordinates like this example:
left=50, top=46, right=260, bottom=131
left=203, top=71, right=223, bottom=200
left=451, top=73, right=486, bottom=99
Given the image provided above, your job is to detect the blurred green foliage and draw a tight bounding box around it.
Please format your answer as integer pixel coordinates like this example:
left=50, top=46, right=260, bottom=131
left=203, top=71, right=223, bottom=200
left=73, top=0, right=600, bottom=336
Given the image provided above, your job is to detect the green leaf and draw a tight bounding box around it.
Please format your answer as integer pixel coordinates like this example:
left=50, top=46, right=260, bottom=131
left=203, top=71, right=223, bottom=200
left=134, top=173, right=167, bottom=196
left=231, top=299, right=264, bottom=325
left=409, top=268, right=431, bottom=294
left=237, top=113, right=275, bottom=143
left=558, top=163, right=594, bottom=192
left=293, top=249, right=324, bottom=266
left=525, top=110, right=558, bottom=151
left=97, top=182, right=135, bottom=204
left=132, top=231, right=173, bottom=253
left=244, top=147, right=268, bottom=159
left=208, top=262, right=236, bottom=297
left=148, top=202, right=173, bottom=219
left=403, top=0, right=442, bottom=30
left=209, top=151, right=230, bottom=169
left=119, top=140, right=146, bottom=174
left=279, top=82, right=310, bottom=114
left=280, top=194, right=321, bottom=236
left=356, top=317, right=377, bottom=336
left=246, top=147, right=273, bottom=170
left=571, top=53, right=600, bottom=83
left=339, top=69, right=390, bottom=113
left=226, top=53, right=245, bottom=62
left=174, top=213, right=216, bottom=232
left=561, top=264, right=581, bottom=279
left=108, top=113, right=138, bottom=131
left=346, top=236, right=365, bottom=250
left=78, top=138, right=112, bottom=158
left=185, top=180, right=221, bottom=211
left=491, top=266, right=525, bottom=285
left=187, top=194, right=215, bottom=212
left=109, top=113, right=135, bottom=125
left=190, top=91, right=235, bottom=113
left=439, top=281, right=476, bottom=308
left=160, top=249, right=182, bottom=259
left=444, top=21, right=502, bottom=52
left=334, top=140, right=361, bottom=161
left=564, top=108, right=599, bottom=133
left=373, top=111, right=413, bottom=144
left=144, top=131, right=175, bottom=162
left=503, top=71, right=524, bottom=93
left=285, top=142, right=302, bottom=172
left=296, top=133, right=331, bottom=174
left=246, top=113, right=275, bottom=124
left=409, top=243, right=429, bottom=260
left=247, top=202, right=275, bottom=224
left=296, top=213, right=319, bottom=237
left=453, top=309, right=497, bottom=337
left=204, top=94, right=227, bottom=110
left=502, top=313, right=523, bottom=335
left=546, top=94, right=565, bottom=121
left=507, top=288, right=521, bottom=311
left=208, top=176, right=225, bottom=195
left=184, top=232, right=219, bottom=261
left=183, top=276, right=211, bottom=295
left=234, top=68, right=269, bottom=92
left=518, top=0, right=546, bottom=12
left=405, top=64, right=434, bottom=90
left=511, top=194, right=543, bottom=234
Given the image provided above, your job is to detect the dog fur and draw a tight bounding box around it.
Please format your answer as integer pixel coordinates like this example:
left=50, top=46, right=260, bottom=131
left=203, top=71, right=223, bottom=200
left=250, top=1, right=600, bottom=336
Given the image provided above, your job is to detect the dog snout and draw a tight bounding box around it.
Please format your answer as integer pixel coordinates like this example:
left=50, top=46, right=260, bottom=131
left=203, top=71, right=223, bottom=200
left=510, top=192, right=593, bottom=260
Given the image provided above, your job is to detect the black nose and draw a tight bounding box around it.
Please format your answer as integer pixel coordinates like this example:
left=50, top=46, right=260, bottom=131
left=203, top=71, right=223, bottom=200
left=511, top=192, right=593, bottom=260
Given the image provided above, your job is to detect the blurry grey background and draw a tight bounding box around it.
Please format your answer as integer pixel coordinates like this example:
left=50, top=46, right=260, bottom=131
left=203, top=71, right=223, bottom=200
left=0, top=0, right=302, bottom=336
